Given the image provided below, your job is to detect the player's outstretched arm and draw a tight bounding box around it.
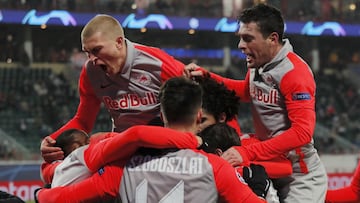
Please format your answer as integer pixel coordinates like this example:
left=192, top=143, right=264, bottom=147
left=35, top=178, right=103, bottom=203
left=85, top=125, right=200, bottom=172
left=41, top=68, right=101, bottom=164
left=35, top=161, right=125, bottom=203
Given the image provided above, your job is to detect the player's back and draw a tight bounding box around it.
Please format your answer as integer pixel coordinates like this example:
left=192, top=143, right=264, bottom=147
left=119, top=148, right=218, bottom=203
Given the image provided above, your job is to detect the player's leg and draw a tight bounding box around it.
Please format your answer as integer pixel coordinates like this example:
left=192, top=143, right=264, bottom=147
left=275, top=155, right=327, bottom=203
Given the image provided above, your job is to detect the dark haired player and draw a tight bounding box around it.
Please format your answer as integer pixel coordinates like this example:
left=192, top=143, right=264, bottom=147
left=35, top=77, right=269, bottom=203
left=184, top=3, right=327, bottom=203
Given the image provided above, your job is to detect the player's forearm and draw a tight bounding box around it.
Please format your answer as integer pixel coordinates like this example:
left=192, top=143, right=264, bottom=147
left=40, top=161, right=61, bottom=185
left=207, top=70, right=250, bottom=102
left=250, top=160, right=292, bottom=179
left=326, top=186, right=360, bottom=203
left=85, top=126, right=199, bottom=172
left=135, top=126, right=198, bottom=148
left=326, top=163, right=360, bottom=203
left=37, top=183, right=102, bottom=203
left=239, top=110, right=314, bottom=162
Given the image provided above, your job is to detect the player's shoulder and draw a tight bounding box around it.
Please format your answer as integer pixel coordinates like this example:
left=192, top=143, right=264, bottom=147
left=190, top=149, right=228, bottom=166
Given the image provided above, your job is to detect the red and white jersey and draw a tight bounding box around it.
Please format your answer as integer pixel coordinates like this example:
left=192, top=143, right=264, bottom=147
left=41, top=126, right=199, bottom=186
left=51, top=146, right=90, bottom=187
left=38, top=149, right=266, bottom=203
left=210, top=39, right=321, bottom=174
left=326, top=162, right=360, bottom=203
left=240, top=134, right=292, bottom=179
left=49, top=39, right=185, bottom=139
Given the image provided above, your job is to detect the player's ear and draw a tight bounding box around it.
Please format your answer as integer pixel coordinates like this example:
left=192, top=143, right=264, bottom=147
left=215, top=148, right=223, bottom=156
left=160, top=112, right=164, bottom=122
left=218, top=112, right=227, bottom=123
left=196, top=109, right=203, bottom=125
left=267, top=32, right=279, bottom=44
left=116, top=36, right=124, bottom=49
left=160, top=112, right=168, bottom=127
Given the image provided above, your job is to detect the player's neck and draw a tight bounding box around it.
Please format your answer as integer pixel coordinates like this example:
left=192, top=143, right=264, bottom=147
left=166, top=123, right=197, bottom=134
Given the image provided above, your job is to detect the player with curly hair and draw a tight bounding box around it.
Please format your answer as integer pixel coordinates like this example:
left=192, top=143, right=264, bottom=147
left=194, top=75, right=242, bottom=135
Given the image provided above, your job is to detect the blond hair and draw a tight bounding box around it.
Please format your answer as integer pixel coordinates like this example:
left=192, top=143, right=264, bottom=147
left=81, top=14, right=124, bottom=42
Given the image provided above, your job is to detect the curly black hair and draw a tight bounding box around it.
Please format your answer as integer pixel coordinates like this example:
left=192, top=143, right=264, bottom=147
left=194, top=75, right=240, bottom=122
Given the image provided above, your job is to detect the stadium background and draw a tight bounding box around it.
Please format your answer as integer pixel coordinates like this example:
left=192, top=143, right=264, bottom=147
left=1, top=0, right=360, bottom=202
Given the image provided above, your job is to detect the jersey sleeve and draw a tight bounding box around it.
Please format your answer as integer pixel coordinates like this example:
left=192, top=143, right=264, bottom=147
left=37, top=162, right=125, bottom=203
left=249, top=159, right=292, bottom=179
left=40, top=161, right=61, bottom=185
left=207, top=69, right=250, bottom=102
left=205, top=152, right=266, bottom=203
left=234, top=114, right=314, bottom=163
left=240, top=136, right=292, bottom=178
left=84, top=125, right=198, bottom=172
left=326, top=163, right=360, bottom=203
left=48, top=65, right=101, bottom=139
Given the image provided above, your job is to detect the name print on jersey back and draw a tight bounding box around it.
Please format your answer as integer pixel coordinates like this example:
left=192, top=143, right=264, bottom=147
left=127, top=154, right=204, bottom=175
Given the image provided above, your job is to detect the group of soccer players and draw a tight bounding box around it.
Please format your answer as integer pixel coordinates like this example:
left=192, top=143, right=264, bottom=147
left=34, top=3, right=360, bottom=203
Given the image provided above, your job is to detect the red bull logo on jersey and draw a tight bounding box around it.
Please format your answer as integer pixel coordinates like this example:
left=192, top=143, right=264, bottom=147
left=136, top=74, right=151, bottom=85
left=253, top=88, right=278, bottom=104
left=103, top=92, right=157, bottom=110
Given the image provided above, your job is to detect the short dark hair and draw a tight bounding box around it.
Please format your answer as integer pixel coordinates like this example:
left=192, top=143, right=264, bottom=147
left=238, top=3, right=284, bottom=41
left=199, top=123, right=241, bottom=153
left=54, top=129, right=88, bottom=157
left=194, top=76, right=239, bottom=122
left=159, top=76, right=202, bottom=125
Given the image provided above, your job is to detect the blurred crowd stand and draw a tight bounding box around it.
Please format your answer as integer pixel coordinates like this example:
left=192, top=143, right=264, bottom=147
left=1, top=0, right=360, bottom=159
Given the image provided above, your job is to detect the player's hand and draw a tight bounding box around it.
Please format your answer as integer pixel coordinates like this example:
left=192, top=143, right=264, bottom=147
left=221, top=147, right=243, bottom=166
left=243, top=164, right=271, bottom=199
left=183, top=63, right=206, bottom=79
left=40, top=136, right=64, bottom=163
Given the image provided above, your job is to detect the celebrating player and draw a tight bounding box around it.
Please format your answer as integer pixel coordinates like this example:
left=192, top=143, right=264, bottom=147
left=40, top=14, right=190, bottom=163
left=184, top=3, right=327, bottom=203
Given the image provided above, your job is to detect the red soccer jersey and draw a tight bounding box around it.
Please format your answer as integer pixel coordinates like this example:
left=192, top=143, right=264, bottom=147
left=37, top=149, right=266, bottom=203
left=240, top=134, right=292, bottom=179
left=41, top=125, right=199, bottom=185
left=326, top=162, right=360, bottom=203
left=207, top=40, right=319, bottom=174
left=48, top=39, right=185, bottom=139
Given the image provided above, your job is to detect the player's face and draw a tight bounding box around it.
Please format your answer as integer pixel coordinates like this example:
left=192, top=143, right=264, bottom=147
left=82, top=32, right=125, bottom=75
left=198, top=110, right=217, bottom=132
left=237, top=22, right=273, bottom=69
